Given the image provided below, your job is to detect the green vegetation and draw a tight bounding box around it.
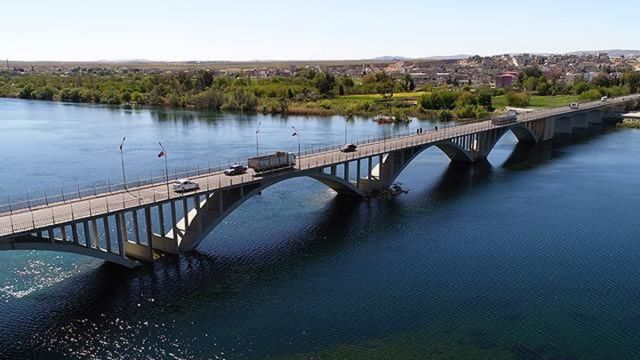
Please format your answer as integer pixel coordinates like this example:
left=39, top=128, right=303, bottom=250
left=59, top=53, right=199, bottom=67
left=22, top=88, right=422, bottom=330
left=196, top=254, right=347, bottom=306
left=0, top=67, right=638, bottom=120
left=617, top=119, right=640, bottom=129
left=493, top=94, right=580, bottom=108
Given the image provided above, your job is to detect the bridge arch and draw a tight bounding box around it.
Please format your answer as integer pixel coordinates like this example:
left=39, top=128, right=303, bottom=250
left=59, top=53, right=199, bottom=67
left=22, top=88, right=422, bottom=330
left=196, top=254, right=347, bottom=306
left=484, top=124, right=539, bottom=157
left=0, top=236, right=141, bottom=268
left=371, top=142, right=473, bottom=190
left=434, top=141, right=475, bottom=163
left=508, top=123, right=539, bottom=144
left=177, top=170, right=364, bottom=252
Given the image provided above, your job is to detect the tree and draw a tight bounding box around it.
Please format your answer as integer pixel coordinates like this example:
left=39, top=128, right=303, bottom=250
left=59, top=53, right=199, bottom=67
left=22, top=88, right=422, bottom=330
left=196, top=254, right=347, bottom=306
left=537, top=81, right=552, bottom=96
left=196, top=70, right=214, bottom=90
left=578, top=89, right=602, bottom=101
left=623, top=71, right=640, bottom=93
left=403, top=74, right=415, bottom=91
left=476, top=90, right=494, bottom=112
left=505, top=92, right=530, bottom=107
left=31, top=86, right=57, bottom=100
left=314, top=72, right=335, bottom=96
left=572, top=81, right=590, bottom=95
left=592, top=73, right=612, bottom=88
left=455, top=104, right=476, bottom=119
left=363, top=72, right=395, bottom=98
left=18, top=84, right=35, bottom=99
left=523, top=77, right=538, bottom=91
left=523, top=66, right=543, bottom=79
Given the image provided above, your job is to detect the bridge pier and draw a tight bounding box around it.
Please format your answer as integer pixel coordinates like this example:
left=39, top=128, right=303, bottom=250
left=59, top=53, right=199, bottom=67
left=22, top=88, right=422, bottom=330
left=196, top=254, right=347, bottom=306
left=572, top=113, right=589, bottom=130
left=554, top=116, right=573, bottom=135
left=587, top=111, right=602, bottom=125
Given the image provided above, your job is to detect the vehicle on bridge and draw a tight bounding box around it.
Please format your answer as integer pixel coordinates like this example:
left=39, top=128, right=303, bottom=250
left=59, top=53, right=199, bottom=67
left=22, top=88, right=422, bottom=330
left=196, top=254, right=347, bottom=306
left=248, top=151, right=296, bottom=173
left=570, top=103, right=580, bottom=109
left=491, top=110, right=518, bottom=125
left=341, top=143, right=358, bottom=153
left=172, top=178, right=200, bottom=193
left=601, top=96, right=609, bottom=102
left=224, top=164, right=247, bottom=176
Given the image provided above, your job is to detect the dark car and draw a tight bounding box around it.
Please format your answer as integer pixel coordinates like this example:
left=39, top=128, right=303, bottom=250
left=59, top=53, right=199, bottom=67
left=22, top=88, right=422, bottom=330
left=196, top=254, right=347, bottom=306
left=224, top=164, right=247, bottom=176
left=341, top=144, right=357, bottom=153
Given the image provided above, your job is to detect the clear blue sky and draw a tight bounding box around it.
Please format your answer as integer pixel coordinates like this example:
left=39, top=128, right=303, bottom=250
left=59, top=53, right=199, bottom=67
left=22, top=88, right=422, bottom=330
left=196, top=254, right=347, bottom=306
left=2, top=0, right=638, bottom=61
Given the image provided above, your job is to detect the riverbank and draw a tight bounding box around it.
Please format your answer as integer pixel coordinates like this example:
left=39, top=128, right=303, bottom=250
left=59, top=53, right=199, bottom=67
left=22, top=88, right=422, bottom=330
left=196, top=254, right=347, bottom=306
left=617, top=118, right=640, bottom=129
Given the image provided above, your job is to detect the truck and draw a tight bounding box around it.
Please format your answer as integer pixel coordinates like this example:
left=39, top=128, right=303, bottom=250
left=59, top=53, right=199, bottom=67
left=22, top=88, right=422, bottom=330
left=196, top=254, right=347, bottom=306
left=491, top=110, right=518, bottom=125
left=248, top=151, right=296, bottom=173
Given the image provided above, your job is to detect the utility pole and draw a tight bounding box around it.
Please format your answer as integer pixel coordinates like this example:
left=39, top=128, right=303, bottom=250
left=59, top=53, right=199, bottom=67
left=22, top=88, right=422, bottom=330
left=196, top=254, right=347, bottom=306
left=119, top=137, right=127, bottom=190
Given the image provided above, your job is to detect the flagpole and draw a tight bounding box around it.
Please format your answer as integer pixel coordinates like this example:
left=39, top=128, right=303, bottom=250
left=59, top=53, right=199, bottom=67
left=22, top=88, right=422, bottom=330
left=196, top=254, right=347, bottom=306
left=344, top=118, right=348, bottom=144
left=291, top=125, right=301, bottom=160
left=120, top=137, right=127, bottom=190
left=255, top=122, right=262, bottom=157
left=159, top=142, right=170, bottom=197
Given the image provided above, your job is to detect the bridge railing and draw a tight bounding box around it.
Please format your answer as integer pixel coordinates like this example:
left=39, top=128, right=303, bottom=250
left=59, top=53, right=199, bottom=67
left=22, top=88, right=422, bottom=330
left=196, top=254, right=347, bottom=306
left=0, top=161, right=248, bottom=215
left=0, top=121, right=466, bottom=215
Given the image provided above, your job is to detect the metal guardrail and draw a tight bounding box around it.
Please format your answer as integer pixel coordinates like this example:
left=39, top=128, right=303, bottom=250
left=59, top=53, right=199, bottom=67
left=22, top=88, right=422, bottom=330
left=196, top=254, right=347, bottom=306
left=0, top=95, right=637, bottom=218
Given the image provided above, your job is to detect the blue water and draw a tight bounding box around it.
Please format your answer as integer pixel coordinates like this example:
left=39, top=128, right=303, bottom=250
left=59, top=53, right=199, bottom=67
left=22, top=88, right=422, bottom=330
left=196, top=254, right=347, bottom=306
left=1, top=98, right=639, bottom=359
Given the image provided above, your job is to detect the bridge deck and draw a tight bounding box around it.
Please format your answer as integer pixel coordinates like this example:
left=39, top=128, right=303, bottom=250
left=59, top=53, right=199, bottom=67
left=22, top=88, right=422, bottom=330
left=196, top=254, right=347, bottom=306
left=0, top=95, right=637, bottom=238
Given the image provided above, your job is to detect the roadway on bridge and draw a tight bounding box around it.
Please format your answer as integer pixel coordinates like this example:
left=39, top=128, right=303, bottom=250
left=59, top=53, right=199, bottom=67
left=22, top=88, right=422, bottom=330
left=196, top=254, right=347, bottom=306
left=0, top=95, right=637, bottom=237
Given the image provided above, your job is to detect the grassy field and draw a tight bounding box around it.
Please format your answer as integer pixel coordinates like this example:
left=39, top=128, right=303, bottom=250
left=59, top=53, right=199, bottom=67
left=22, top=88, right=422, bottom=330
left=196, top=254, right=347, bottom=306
left=492, top=95, right=580, bottom=109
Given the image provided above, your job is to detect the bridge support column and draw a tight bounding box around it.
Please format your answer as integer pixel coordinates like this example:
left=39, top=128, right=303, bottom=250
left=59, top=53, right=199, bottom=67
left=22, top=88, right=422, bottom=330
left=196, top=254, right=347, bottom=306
left=102, top=216, right=112, bottom=253
left=554, top=116, right=573, bottom=135
left=572, top=113, right=589, bottom=129
left=587, top=111, right=602, bottom=125
left=131, top=210, right=140, bottom=244
left=115, top=212, right=126, bottom=257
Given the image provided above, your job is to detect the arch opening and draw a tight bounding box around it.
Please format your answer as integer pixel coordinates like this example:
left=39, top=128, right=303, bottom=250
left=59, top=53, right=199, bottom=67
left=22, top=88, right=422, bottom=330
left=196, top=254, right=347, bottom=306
left=177, top=171, right=364, bottom=252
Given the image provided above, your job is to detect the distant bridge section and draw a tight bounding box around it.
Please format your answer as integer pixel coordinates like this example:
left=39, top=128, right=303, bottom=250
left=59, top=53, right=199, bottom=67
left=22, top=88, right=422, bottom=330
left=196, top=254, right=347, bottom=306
left=0, top=95, right=638, bottom=267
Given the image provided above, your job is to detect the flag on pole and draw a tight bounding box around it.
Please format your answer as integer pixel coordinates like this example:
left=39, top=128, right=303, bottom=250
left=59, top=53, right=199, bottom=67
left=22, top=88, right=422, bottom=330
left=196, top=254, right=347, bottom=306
left=119, top=137, right=126, bottom=151
left=256, top=122, right=262, bottom=134
left=157, top=151, right=165, bottom=158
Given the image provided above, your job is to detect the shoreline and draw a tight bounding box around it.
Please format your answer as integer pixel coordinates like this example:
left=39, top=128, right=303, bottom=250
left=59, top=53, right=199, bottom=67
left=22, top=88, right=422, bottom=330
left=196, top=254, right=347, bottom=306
left=0, top=96, right=448, bottom=122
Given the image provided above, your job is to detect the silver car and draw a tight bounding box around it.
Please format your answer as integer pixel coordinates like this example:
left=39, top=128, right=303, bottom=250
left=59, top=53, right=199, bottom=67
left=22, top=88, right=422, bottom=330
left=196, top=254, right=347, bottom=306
left=172, top=178, right=200, bottom=193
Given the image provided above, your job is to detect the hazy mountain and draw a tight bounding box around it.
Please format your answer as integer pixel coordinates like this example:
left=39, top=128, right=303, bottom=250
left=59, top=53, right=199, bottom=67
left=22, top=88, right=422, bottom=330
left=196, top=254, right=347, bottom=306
left=371, top=54, right=470, bottom=61
left=565, top=49, right=640, bottom=57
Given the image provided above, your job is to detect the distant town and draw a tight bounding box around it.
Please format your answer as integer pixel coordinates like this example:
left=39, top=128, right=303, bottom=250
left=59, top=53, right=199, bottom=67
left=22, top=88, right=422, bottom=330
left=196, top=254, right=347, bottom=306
left=6, top=51, right=640, bottom=88
left=2, top=51, right=639, bottom=121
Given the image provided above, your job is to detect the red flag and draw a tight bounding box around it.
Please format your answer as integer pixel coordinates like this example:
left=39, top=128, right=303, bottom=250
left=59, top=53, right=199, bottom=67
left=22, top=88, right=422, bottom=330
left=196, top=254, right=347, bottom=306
left=157, top=151, right=165, bottom=158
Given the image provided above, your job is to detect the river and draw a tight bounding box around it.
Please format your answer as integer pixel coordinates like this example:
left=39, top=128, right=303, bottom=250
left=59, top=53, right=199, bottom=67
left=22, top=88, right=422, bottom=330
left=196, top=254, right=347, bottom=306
left=1, top=98, right=639, bottom=359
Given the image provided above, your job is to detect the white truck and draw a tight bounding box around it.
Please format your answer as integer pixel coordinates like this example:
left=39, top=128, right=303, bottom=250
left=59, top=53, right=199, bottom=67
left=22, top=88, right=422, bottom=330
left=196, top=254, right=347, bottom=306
left=248, top=151, right=296, bottom=173
left=491, top=110, right=518, bottom=125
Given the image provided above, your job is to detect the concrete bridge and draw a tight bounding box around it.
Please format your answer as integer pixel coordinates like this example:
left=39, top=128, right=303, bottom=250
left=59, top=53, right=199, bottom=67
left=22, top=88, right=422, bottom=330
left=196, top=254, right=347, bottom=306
left=1, top=95, right=638, bottom=268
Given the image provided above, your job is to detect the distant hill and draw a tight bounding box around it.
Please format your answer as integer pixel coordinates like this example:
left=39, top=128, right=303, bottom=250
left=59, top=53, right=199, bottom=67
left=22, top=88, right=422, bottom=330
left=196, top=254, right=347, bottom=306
left=371, top=54, right=471, bottom=61
left=565, top=49, right=640, bottom=57
left=371, top=56, right=412, bottom=61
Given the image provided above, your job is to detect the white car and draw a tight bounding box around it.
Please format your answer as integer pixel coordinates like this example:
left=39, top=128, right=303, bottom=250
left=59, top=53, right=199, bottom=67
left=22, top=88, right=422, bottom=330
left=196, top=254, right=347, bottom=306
left=172, top=178, right=200, bottom=193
